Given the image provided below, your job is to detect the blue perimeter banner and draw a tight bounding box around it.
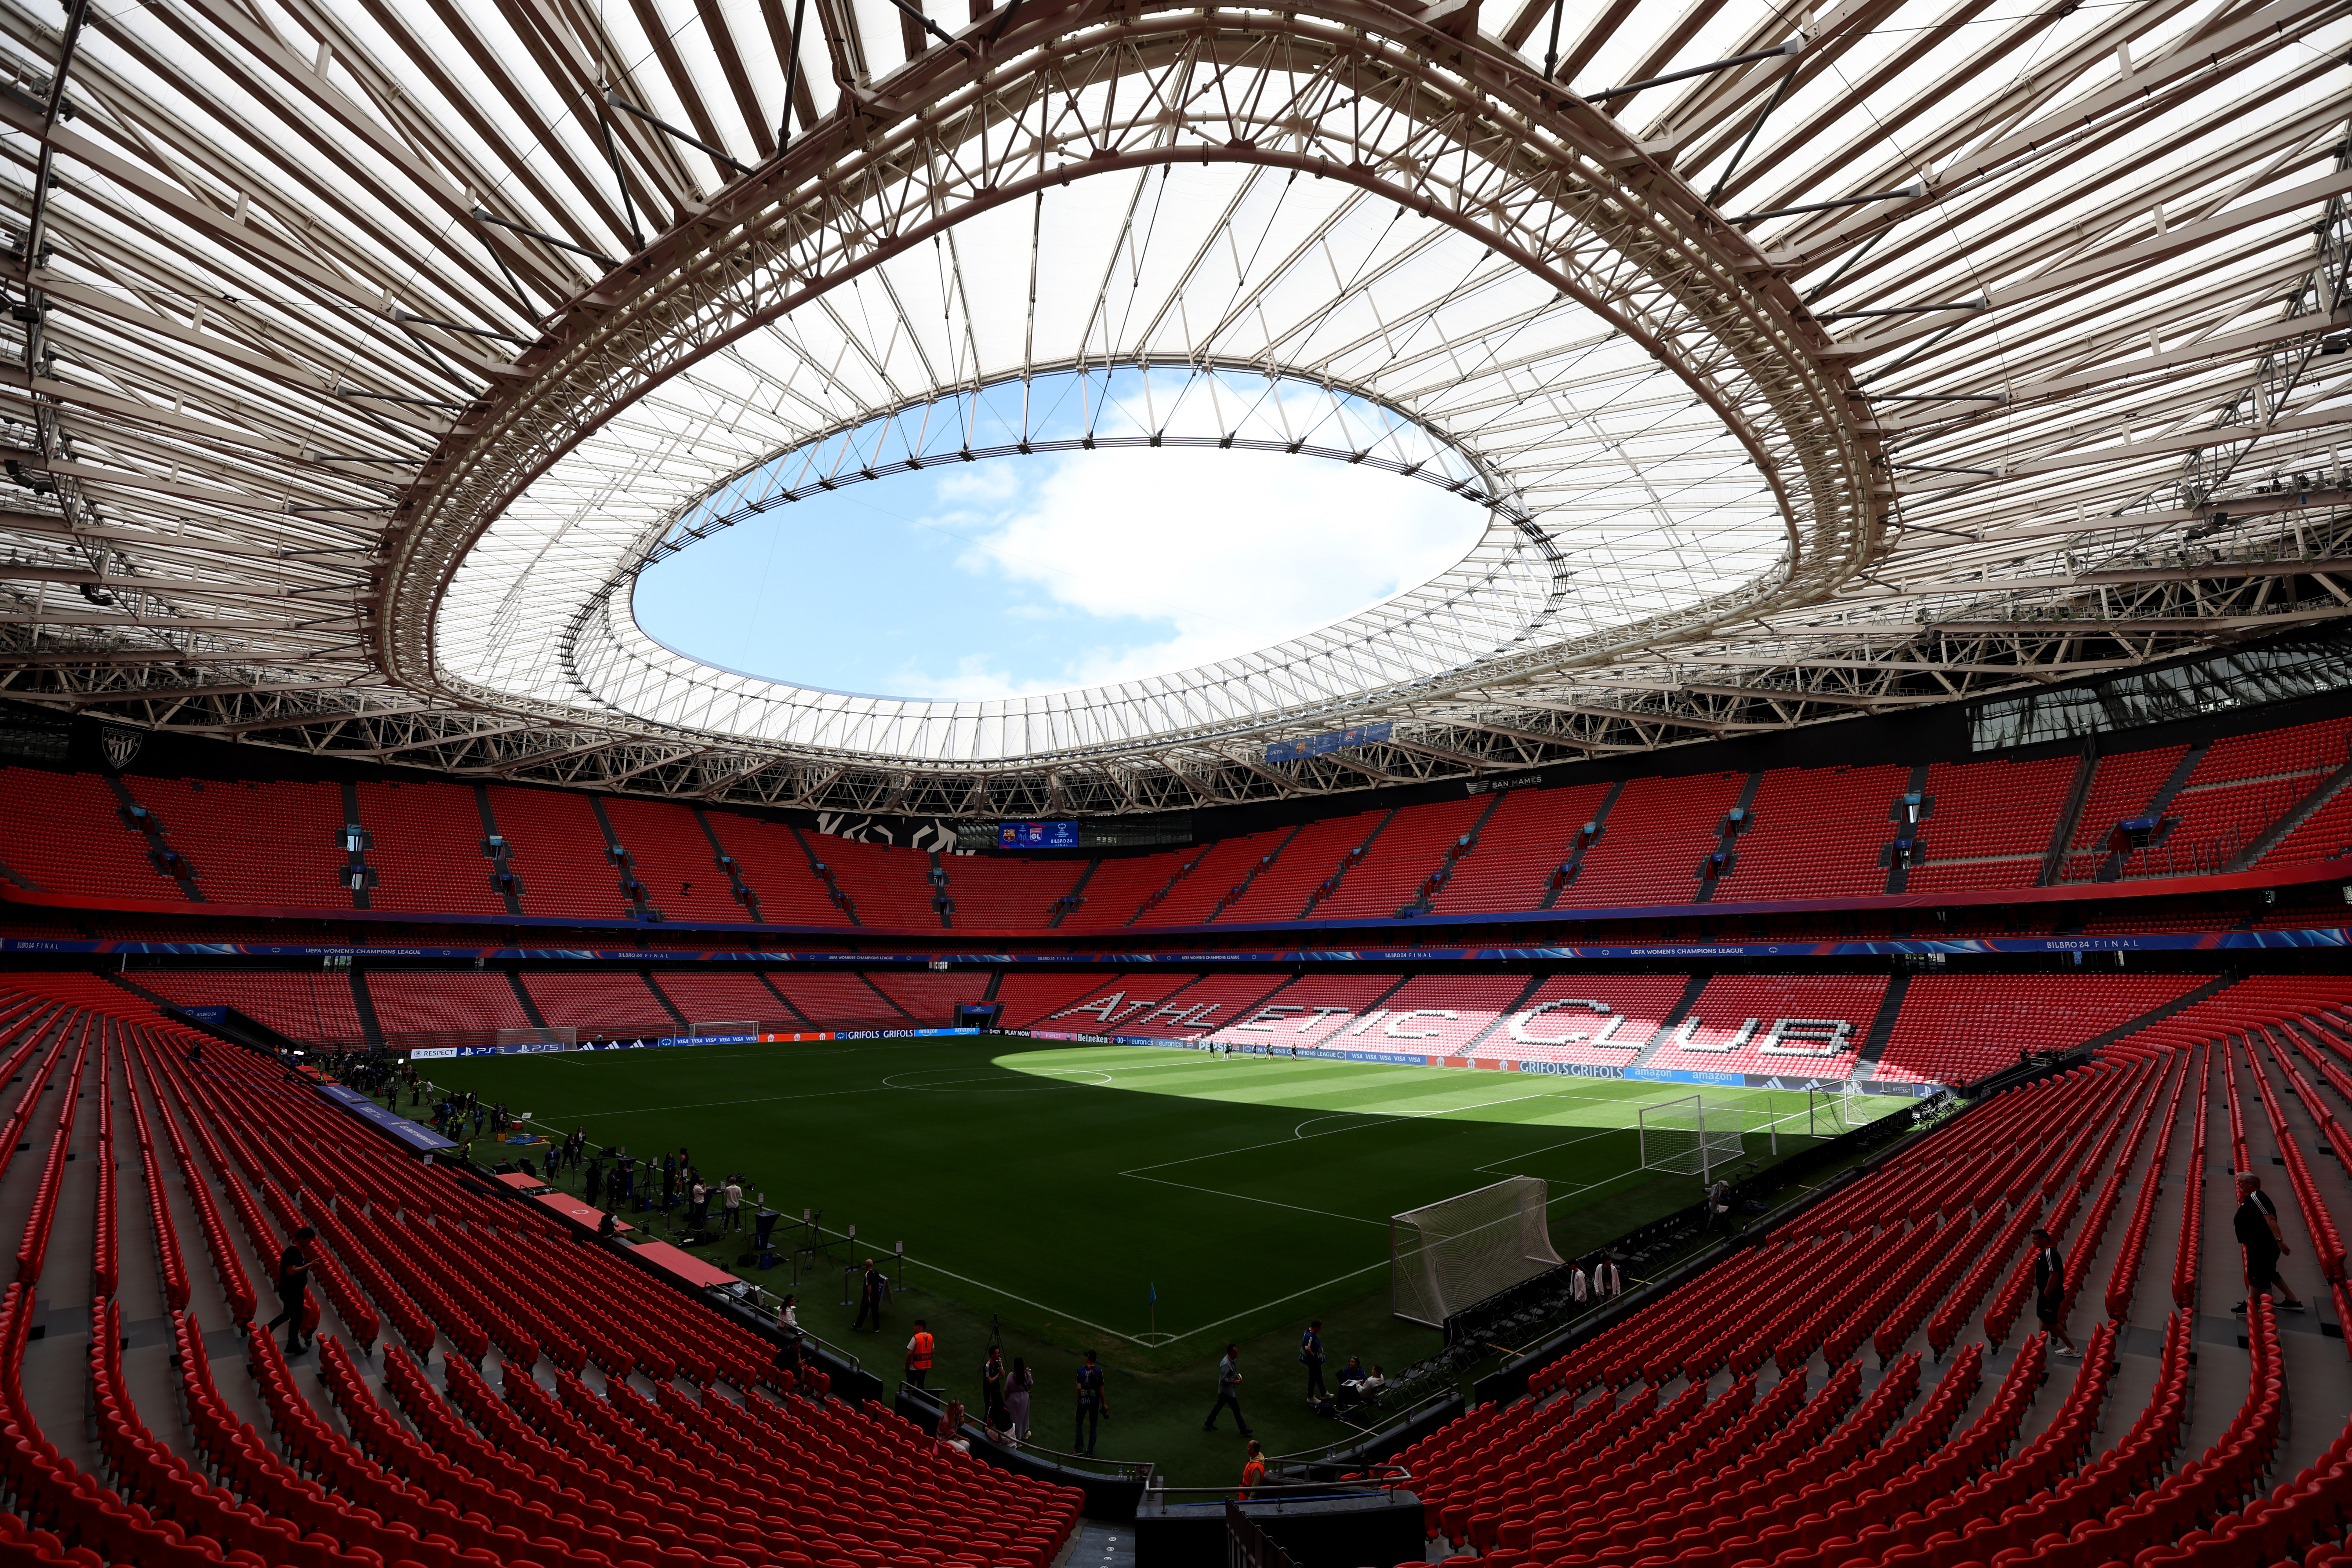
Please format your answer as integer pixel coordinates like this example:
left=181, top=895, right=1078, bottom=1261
left=409, top=1026, right=985, bottom=1060
left=12, top=926, right=2349, bottom=964
left=316, top=1083, right=457, bottom=1152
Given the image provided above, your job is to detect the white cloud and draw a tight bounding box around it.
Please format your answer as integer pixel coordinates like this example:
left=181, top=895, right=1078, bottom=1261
left=933, top=463, right=1022, bottom=503
left=883, top=447, right=1483, bottom=701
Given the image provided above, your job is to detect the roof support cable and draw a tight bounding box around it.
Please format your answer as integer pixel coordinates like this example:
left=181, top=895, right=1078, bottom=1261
left=1800, top=224, right=1889, bottom=306
left=779, top=0, right=812, bottom=149
left=604, top=92, right=751, bottom=177
left=593, top=110, right=648, bottom=255
left=1541, top=0, right=1566, bottom=80
left=882, top=0, right=973, bottom=59
left=1857, top=315, right=1984, bottom=388
left=1583, top=37, right=1802, bottom=104
left=1817, top=296, right=1986, bottom=322
left=1705, top=67, right=1794, bottom=209
left=468, top=222, right=539, bottom=323
left=473, top=206, right=615, bottom=271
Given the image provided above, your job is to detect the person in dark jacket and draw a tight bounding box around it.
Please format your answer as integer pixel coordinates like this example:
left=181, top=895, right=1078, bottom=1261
left=262, top=1227, right=317, bottom=1353
left=2232, top=1172, right=2308, bottom=1314
left=2029, top=1227, right=2079, bottom=1357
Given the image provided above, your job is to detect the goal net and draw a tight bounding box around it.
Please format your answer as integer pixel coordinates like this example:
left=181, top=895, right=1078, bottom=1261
left=1391, top=1176, right=1564, bottom=1327
left=1639, top=1094, right=1745, bottom=1179
left=1808, top=1081, right=1876, bottom=1137
left=495, top=1026, right=576, bottom=1049
left=692, top=1020, right=759, bottom=1038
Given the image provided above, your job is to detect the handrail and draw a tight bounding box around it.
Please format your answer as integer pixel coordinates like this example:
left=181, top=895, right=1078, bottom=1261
left=1145, top=1464, right=1414, bottom=1509
left=1260, top=1387, right=1456, bottom=1470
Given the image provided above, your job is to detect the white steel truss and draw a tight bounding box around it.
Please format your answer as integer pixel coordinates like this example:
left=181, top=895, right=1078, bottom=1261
left=0, top=0, right=2340, bottom=815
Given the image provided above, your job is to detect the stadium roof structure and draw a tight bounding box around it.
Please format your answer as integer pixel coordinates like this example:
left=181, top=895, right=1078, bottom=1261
left=0, top=0, right=2346, bottom=816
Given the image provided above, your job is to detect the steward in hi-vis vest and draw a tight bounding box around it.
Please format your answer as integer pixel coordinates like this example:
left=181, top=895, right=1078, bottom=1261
left=906, top=1321, right=935, bottom=1389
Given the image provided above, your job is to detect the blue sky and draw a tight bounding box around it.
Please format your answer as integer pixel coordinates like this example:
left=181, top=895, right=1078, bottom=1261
left=632, top=446, right=1486, bottom=701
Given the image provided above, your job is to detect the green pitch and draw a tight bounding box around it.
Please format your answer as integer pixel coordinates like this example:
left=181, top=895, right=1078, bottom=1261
left=417, top=1034, right=1899, bottom=1357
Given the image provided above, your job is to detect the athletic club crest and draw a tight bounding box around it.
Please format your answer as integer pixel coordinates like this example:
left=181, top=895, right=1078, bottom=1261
left=98, top=725, right=142, bottom=770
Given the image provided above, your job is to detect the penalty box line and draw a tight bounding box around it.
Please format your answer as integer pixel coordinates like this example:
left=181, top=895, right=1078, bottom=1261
left=1118, top=1077, right=1675, bottom=1181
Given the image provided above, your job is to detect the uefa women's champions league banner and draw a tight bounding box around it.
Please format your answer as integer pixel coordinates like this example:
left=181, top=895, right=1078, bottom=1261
left=13, top=927, right=2352, bottom=962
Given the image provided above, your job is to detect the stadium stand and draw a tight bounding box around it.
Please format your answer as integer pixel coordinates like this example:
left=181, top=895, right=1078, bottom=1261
left=2055, top=746, right=2189, bottom=884
left=1428, top=782, right=1615, bottom=919
left=1131, top=830, right=1294, bottom=927
left=517, top=971, right=679, bottom=1039
left=361, top=970, right=532, bottom=1049
left=601, top=797, right=761, bottom=926
left=1874, top=973, right=2203, bottom=1085
left=992, top=971, right=1131, bottom=1028
left=808, top=835, right=954, bottom=931
left=1310, top=796, right=1490, bottom=921
left=0, top=974, right=1084, bottom=1568
left=1217, top=809, right=1387, bottom=923
left=653, top=970, right=800, bottom=1031
left=1723, top=765, right=1909, bottom=902
left=708, top=817, right=857, bottom=927
left=358, top=780, right=518, bottom=918
left=486, top=785, right=635, bottom=922
left=864, top=971, right=991, bottom=1023
left=1102, top=974, right=1291, bottom=1039
left=9, top=706, right=2352, bottom=937
left=1639, top=975, right=1889, bottom=1079
left=1489, top=976, right=1695, bottom=1065
left=2160, top=717, right=2352, bottom=875
left=1381, top=1027, right=2352, bottom=1568
left=1563, top=773, right=1751, bottom=909
left=1202, top=973, right=1406, bottom=1046
left=1901, top=755, right=2082, bottom=895
left=1027, top=973, right=1205, bottom=1032
left=0, top=769, right=187, bottom=903
left=127, top=778, right=348, bottom=909
left=766, top=971, right=907, bottom=1027
left=938, top=856, right=1091, bottom=929
left=134, top=969, right=367, bottom=1051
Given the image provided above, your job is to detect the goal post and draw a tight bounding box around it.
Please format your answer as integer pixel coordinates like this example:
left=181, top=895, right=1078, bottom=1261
left=1808, top=1081, right=1882, bottom=1137
left=692, top=1019, right=760, bottom=1038
left=1639, top=1094, right=1744, bottom=1181
left=495, top=1026, right=576, bottom=1049
left=1390, top=1176, right=1564, bottom=1327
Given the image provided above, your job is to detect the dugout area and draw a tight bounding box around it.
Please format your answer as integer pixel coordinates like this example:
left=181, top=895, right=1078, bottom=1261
left=413, top=1031, right=1908, bottom=1482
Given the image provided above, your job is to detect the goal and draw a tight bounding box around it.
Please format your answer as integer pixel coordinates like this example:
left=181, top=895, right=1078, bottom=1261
left=692, top=1019, right=760, bottom=1038
left=495, top=1026, right=575, bottom=1050
left=1391, top=1176, right=1564, bottom=1327
left=1807, top=1082, right=1871, bottom=1137
left=1639, top=1094, right=1745, bottom=1181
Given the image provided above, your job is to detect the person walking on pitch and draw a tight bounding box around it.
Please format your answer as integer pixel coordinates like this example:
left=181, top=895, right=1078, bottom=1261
left=1299, top=1319, right=1328, bottom=1403
left=905, top=1320, right=935, bottom=1390
left=1204, top=1343, right=1250, bottom=1435
left=1074, top=1350, right=1107, bottom=1455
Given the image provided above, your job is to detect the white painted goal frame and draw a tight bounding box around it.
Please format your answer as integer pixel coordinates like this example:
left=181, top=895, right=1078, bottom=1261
left=1390, top=1176, right=1564, bottom=1327
left=1639, top=1094, right=1744, bottom=1182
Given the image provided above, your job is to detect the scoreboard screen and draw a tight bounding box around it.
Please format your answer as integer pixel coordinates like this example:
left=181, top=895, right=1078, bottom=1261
left=997, top=821, right=1080, bottom=849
